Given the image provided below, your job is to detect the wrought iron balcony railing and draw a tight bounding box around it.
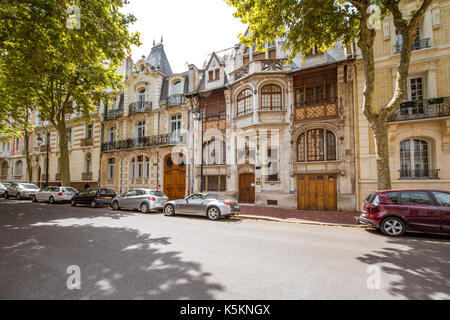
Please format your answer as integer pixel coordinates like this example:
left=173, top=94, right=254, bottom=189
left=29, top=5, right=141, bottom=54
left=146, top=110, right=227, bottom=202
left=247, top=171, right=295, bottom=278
left=101, top=133, right=184, bottom=152
left=166, top=94, right=184, bottom=107
left=395, top=38, right=430, bottom=54
left=388, top=97, right=450, bottom=122
left=104, top=108, right=123, bottom=121
left=128, top=101, right=152, bottom=114
left=399, top=169, right=439, bottom=180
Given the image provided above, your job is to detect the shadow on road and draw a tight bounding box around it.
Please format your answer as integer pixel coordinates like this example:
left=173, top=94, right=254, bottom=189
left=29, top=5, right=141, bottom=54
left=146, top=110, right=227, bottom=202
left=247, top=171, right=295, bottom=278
left=357, top=230, right=450, bottom=299
left=0, top=201, right=224, bottom=299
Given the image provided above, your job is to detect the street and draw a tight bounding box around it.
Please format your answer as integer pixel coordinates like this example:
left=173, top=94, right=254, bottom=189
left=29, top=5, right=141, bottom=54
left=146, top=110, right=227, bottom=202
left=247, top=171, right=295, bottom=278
left=0, top=199, right=449, bottom=300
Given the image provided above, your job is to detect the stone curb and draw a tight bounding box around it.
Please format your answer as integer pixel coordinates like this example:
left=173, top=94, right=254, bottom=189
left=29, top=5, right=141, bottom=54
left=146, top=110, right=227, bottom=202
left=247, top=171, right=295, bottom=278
left=231, top=214, right=369, bottom=229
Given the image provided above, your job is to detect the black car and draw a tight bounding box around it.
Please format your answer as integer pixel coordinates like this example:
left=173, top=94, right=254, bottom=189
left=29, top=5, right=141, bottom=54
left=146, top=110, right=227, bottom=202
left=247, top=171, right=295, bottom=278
left=70, top=188, right=116, bottom=208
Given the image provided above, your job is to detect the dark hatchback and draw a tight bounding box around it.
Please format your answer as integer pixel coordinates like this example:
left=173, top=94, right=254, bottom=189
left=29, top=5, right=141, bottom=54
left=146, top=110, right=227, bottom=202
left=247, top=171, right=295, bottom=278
left=359, top=189, right=450, bottom=236
left=70, top=188, right=116, bottom=208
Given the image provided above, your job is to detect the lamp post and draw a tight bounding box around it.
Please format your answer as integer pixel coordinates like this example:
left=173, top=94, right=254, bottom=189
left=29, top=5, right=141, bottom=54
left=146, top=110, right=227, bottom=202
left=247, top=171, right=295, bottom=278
left=192, top=106, right=204, bottom=192
left=37, top=133, right=49, bottom=187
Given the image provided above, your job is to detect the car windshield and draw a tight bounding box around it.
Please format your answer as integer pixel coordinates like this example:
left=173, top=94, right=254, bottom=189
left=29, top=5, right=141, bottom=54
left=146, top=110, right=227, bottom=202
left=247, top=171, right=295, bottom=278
left=2, top=183, right=11, bottom=187
left=150, top=191, right=166, bottom=197
left=20, top=184, right=39, bottom=190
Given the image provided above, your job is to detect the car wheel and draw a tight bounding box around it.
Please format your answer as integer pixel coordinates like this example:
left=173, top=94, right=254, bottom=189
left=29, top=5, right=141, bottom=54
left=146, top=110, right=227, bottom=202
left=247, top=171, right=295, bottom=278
left=141, top=203, right=150, bottom=214
left=112, top=201, right=120, bottom=211
left=49, top=196, right=55, bottom=204
left=90, top=201, right=97, bottom=208
left=4, top=192, right=8, bottom=199
left=164, top=204, right=175, bottom=216
left=32, top=195, right=37, bottom=203
left=207, top=206, right=220, bottom=221
left=71, top=199, right=77, bottom=207
left=17, top=193, right=22, bottom=200
left=381, top=217, right=406, bottom=237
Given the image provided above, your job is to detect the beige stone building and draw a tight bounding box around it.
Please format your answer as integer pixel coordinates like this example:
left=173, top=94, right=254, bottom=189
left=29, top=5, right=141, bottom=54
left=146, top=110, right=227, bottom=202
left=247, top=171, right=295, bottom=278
left=355, top=0, right=450, bottom=209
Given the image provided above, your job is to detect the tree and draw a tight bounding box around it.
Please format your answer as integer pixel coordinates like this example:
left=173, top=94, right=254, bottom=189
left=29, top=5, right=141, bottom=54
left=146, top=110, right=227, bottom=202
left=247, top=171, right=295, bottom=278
left=225, top=0, right=433, bottom=190
left=0, top=0, right=140, bottom=186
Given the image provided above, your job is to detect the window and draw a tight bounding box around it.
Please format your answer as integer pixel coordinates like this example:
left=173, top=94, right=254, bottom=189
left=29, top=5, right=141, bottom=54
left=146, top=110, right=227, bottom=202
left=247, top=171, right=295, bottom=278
left=67, top=128, right=72, bottom=143
left=1, top=162, right=8, bottom=176
left=400, top=139, right=430, bottom=178
left=170, top=114, right=182, bottom=143
left=136, top=156, right=143, bottom=179
left=297, top=129, right=336, bottom=162
left=208, top=70, right=214, bottom=81
left=135, top=121, right=146, bottom=139
left=85, top=153, right=92, bottom=173
left=145, top=157, right=150, bottom=179
left=237, top=89, right=253, bottom=116
left=107, top=127, right=116, bottom=143
left=199, top=91, right=226, bottom=124
left=203, top=138, right=226, bottom=165
left=107, top=158, right=115, bottom=179
left=215, top=69, right=220, bottom=80
left=15, top=138, right=19, bottom=151
left=15, top=161, right=23, bottom=176
left=432, top=192, right=450, bottom=207
left=261, top=84, right=282, bottom=111
left=137, top=89, right=146, bottom=109
left=201, top=176, right=226, bottom=192
left=173, top=81, right=181, bottom=95
left=400, top=191, right=433, bottom=206
left=266, top=148, right=278, bottom=181
left=305, top=46, right=322, bottom=57
left=86, top=124, right=93, bottom=139
left=294, top=69, right=337, bottom=111
left=208, top=69, right=220, bottom=81
left=401, top=77, right=425, bottom=116
left=130, top=158, right=135, bottom=179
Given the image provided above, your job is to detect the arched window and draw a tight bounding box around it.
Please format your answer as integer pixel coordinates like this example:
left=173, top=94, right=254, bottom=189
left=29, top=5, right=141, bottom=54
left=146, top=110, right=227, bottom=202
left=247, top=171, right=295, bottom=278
left=297, top=129, right=336, bottom=162
left=261, top=84, right=282, bottom=111
left=173, top=81, right=181, bottom=95
left=400, top=138, right=430, bottom=178
left=203, top=138, right=226, bottom=165
left=237, top=89, right=253, bottom=116
left=15, top=160, right=23, bottom=176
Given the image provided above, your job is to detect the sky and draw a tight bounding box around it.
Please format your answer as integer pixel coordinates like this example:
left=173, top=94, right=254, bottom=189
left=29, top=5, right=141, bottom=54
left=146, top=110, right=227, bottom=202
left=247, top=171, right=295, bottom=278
left=122, top=0, right=247, bottom=73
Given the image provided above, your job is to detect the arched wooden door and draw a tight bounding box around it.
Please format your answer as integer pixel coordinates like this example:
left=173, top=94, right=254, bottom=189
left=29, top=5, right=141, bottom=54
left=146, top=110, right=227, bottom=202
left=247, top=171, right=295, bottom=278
left=164, top=154, right=186, bottom=200
left=239, top=173, right=255, bottom=204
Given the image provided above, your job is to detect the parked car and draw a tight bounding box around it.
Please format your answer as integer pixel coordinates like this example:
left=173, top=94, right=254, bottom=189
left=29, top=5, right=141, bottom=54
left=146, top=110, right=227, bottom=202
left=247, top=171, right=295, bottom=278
left=32, top=186, right=78, bottom=204
left=70, top=188, right=116, bottom=208
left=163, top=193, right=240, bottom=220
left=111, top=189, right=168, bottom=213
left=359, top=189, right=450, bottom=237
left=5, top=182, right=40, bottom=200
left=0, top=182, right=11, bottom=198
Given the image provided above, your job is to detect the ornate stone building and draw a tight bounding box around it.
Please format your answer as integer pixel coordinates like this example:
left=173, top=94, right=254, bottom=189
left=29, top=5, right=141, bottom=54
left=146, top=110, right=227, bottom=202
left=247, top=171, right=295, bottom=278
left=355, top=0, right=450, bottom=209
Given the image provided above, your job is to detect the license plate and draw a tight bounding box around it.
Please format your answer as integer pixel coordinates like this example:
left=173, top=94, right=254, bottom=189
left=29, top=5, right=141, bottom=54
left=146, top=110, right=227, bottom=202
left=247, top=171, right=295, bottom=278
left=105, top=197, right=112, bottom=199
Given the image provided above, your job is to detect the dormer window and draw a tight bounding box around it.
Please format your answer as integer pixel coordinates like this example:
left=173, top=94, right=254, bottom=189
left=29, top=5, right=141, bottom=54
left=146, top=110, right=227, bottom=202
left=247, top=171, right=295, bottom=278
left=173, top=81, right=181, bottom=95
left=305, top=46, right=322, bottom=57
left=208, top=69, right=220, bottom=81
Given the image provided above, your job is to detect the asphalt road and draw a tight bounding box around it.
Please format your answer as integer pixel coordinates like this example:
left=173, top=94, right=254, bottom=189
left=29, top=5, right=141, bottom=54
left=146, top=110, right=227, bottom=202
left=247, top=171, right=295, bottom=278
left=0, top=199, right=449, bottom=300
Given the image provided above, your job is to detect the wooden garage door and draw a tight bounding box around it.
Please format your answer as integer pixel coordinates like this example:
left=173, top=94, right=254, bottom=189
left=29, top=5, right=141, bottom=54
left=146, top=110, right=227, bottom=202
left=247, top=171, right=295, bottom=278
left=239, top=173, right=255, bottom=204
left=297, top=174, right=337, bottom=211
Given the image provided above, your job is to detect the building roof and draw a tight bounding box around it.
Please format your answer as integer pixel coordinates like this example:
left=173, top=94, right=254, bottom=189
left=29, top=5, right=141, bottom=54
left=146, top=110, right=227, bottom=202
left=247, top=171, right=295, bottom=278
left=146, top=43, right=173, bottom=77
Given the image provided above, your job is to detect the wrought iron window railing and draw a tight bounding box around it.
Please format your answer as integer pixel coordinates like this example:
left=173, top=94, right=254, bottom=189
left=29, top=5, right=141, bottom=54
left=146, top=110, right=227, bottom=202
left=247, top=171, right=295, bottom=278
left=101, top=133, right=184, bottom=152
left=166, top=94, right=184, bottom=107
left=128, top=101, right=152, bottom=114
left=104, top=108, right=123, bottom=120
left=394, top=38, right=430, bottom=54
left=398, top=169, right=439, bottom=180
left=389, top=97, right=450, bottom=122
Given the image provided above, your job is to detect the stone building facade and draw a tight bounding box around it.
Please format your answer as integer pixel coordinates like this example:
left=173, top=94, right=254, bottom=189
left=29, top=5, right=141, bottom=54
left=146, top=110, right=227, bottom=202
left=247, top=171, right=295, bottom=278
left=355, top=0, right=450, bottom=209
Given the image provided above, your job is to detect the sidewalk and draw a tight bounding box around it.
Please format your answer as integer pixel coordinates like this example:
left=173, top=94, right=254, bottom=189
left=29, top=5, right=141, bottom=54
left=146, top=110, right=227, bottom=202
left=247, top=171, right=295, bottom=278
left=237, top=204, right=363, bottom=227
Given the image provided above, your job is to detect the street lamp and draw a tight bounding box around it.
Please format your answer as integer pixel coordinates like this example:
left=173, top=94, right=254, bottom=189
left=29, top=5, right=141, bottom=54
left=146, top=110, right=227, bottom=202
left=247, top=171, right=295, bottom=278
left=36, top=133, right=49, bottom=187
left=192, top=106, right=204, bottom=192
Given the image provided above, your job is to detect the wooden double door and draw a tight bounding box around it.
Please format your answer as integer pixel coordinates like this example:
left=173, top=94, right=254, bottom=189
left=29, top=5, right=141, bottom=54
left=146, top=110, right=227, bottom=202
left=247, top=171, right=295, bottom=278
left=239, top=173, right=255, bottom=204
left=164, top=155, right=186, bottom=200
left=297, top=174, right=337, bottom=211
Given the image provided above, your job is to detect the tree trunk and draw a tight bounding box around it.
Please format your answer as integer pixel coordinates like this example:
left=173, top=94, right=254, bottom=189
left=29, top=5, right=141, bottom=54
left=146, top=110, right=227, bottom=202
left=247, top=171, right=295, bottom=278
left=371, top=117, right=392, bottom=190
left=56, top=119, right=71, bottom=187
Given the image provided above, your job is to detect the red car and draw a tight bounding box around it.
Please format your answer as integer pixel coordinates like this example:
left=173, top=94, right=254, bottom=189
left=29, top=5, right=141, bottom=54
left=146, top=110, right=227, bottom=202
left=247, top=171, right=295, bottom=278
left=359, top=189, right=450, bottom=237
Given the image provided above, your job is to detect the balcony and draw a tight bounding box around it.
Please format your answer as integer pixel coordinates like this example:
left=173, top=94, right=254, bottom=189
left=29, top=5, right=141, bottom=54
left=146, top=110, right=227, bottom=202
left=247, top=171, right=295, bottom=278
left=80, top=137, right=93, bottom=147
left=104, top=108, right=123, bottom=121
left=82, top=172, right=93, bottom=181
left=398, top=169, right=439, bottom=180
left=230, top=59, right=288, bottom=82
left=394, top=38, right=430, bottom=54
left=166, top=94, right=184, bottom=107
left=101, top=133, right=184, bottom=152
left=388, top=97, right=450, bottom=122
left=128, top=101, right=152, bottom=115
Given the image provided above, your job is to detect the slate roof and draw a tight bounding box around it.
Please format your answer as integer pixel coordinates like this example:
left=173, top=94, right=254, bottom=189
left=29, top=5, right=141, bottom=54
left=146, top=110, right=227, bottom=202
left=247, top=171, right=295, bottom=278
left=146, top=43, right=173, bottom=77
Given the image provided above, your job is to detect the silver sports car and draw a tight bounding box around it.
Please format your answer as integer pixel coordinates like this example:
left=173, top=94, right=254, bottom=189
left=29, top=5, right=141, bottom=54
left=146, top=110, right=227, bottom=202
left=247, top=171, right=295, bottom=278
left=163, top=193, right=240, bottom=220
